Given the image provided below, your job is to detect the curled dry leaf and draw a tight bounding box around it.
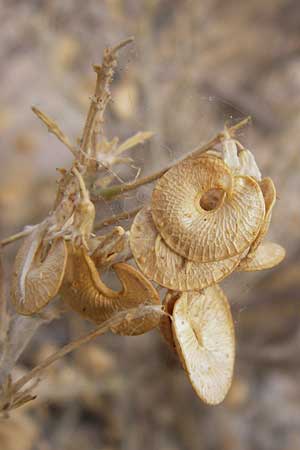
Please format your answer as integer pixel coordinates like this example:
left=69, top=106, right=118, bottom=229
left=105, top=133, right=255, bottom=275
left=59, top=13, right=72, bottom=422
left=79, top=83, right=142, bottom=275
left=247, top=177, right=276, bottom=256
left=172, top=285, right=235, bottom=405
left=151, top=155, right=265, bottom=263
left=237, top=242, right=285, bottom=272
left=11, top=225, right=67, bottom=315
left=130, top=207, right=245, bottom=291
left=61, top=246, right=161, bottom=335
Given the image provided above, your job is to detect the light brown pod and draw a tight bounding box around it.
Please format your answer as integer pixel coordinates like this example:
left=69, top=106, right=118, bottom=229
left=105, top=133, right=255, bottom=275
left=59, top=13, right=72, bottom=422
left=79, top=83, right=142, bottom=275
left=61, top=247, right=161, bottom=336
left=172, top=285, right=235, bottom=405
left=247, top=177, right=276, bottom=256
left=130, top=207, right=244, bottom=291
left=151, top=155, right=265, bottom=263
left=11, top=225, right=67, bottom=315
left=237, top=242, right=285, bottom=272
left=159, top=291, right=179, bottom=351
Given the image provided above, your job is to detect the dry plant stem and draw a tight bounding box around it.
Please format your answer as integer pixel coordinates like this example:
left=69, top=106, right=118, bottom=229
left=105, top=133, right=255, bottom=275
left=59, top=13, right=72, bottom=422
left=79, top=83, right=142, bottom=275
left=0, top=229, right=33, bottom=248
left=94, top=206, right=142, bottom=230
left=96, top=116, right=251, bottom=200
left=79, top=37, right=134, bottom=166
left=31, top=107, right=76, bottom=156
left=12, top=305, right=162, bottom=394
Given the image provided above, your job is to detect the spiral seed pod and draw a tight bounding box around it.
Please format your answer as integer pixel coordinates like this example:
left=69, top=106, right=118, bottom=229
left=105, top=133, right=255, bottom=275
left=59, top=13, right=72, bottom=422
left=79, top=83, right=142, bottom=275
left=11, top=225, right=67, bottom=315
left=237, top=242, right=285, bottom=272
left=130, top=207, right=245, bottom=291
left=151, top=155, right=265, bottom=263
left=61, top=246, right=161, bottom=336
left=172, top=285, right=235, bottom=405
left=247, top=177, right=276, bottom=256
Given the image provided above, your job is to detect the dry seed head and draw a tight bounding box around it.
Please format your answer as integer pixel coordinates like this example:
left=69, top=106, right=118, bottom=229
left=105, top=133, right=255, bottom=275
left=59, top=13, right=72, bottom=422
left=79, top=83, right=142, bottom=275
left=61, top=246, right=160, bottom=335
left=172, top=285, right=235, bottom=405
left=237, top=241, right=285, bottom=272
left=130, top=207, right=245, bottom=291
left=151, top=155, right=265, bottom=263
left=11, top=225, right=67, bottom=315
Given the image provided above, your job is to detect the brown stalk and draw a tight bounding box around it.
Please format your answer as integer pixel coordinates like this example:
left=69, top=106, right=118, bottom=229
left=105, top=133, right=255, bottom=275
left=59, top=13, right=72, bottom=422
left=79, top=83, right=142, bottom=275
left=11, top=305, right=162, bottom=395
left=94, top=206, right=142, bottom=231
left=94, top=116, right=251, bottom=200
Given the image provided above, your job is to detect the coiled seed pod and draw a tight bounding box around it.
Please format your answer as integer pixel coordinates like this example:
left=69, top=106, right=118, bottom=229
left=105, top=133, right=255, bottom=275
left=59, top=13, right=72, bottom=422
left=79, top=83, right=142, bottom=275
left=61, top=246, right=161, bottom=336
left=11, top=224, right=67, bottom=315
left=237, top=242, right=285, bottom=272
left=151, top=155, right=265, bottom=263
left=130, top=207, right=246, bottom=291
left=171, top=285, right=235, bottom=405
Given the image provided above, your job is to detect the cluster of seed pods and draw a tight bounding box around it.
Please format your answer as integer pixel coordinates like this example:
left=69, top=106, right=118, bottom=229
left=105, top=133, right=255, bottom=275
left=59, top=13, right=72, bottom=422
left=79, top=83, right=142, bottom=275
left=130, top=132, right=285, bottom=404
left=10, top=128, right=285, bottom=406
left=10, top=167, right=161, bottom=337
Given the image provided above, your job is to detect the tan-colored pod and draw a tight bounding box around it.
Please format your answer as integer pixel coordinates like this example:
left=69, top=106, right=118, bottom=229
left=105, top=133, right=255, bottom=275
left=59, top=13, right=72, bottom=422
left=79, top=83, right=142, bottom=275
left=151, top=156, right=265, bottom=263
left=61, top=247, right=161, bottom=336
left=159, top=291, right=179, bottom=351
left=172, top=285, right=235, bottom=405
left=237, top=242, right=285, bottom=272
left=11, top=225, right=67, bottom=315
left=130, top=207, right=244, bottom=291
left=247, top=177, right=276, bottom=256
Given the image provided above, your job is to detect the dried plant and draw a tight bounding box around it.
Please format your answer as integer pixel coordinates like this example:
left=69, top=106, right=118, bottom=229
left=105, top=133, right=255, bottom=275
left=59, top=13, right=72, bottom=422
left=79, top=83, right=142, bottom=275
left=0, top=37, right=285, bottom=414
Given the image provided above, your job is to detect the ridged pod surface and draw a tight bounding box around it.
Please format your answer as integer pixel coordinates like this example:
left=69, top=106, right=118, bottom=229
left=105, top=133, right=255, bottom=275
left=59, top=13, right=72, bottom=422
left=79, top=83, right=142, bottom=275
left=172, top=285, right=235, bottom=405
left=130, top=207, right=244, bottom=291
left=247, top=177, right=276, bottom=256
left=237, top=242, right=285, bottom=272
left=61, top=246, right=161, bottom=335
left=151, top=156, right=265, bottom=263
left=11, top=225, right=67, bottom=315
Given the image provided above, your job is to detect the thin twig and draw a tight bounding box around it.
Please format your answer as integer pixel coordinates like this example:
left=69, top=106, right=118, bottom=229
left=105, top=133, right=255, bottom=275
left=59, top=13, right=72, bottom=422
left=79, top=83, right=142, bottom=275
left=32, top=107, right=76, bottom=156
left=11, top=305, right=162, bottom=394
left=94, top=206, right=142, bottom=231
left=94, top=116, right=251, bottom=200
left=79, top=38, right=134, bottom=166
left=0, top=229, right=33, bottom=248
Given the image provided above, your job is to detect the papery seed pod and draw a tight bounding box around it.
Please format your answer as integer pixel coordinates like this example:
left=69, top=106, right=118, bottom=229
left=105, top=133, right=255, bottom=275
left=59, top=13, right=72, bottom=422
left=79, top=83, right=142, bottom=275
left=130, top=207, right=245, bottom=291
left=172, top=285, right=235, bottom=405
left=237, top=242, right=285, bottom=272
left=11, top=225, right=67, bottom=315
left=247, top=177, right=276, bottom=256
left=61, top=246, right=161, bottom=336
left=151, top=156, right=265, bottom=263
left=159, top=291, right=179, bottom=351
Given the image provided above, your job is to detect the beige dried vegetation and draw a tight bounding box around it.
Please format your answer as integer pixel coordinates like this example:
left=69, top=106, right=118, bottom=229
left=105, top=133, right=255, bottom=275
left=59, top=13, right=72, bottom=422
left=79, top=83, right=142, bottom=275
left=0, top=37, right=285, bottom=414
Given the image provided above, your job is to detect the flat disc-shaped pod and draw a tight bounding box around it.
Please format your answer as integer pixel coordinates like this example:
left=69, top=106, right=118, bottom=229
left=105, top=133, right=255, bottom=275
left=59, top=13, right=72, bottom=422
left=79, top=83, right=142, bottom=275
left=151, top=155, right=265, bottom=263
left=172, top=285, right=235, bottom=405
left=130, top=207, right=245, bottom=291
left=11, top=225, right=67, bottom=315
left=237, top=242, right=285, bottom=272
left=247, top=177, right=276, bottom=256
left=61, top=247, right=161, bottom=336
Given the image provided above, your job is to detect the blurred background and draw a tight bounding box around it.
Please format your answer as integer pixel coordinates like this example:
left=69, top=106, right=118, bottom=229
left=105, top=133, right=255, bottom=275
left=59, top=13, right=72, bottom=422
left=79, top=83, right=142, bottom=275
left=1, top=1, right=300, bottom=449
